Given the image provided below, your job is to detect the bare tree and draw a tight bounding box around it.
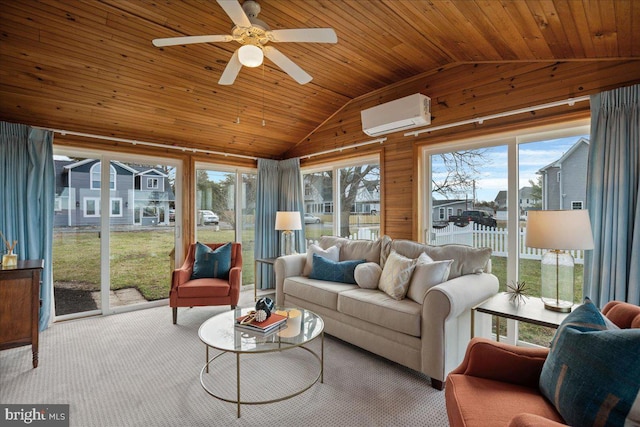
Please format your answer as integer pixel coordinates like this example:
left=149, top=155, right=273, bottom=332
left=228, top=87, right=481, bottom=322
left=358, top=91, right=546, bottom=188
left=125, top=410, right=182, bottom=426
left=339, top=165, right=379, bottom=237
left=432, top=149, right=492, bottom=200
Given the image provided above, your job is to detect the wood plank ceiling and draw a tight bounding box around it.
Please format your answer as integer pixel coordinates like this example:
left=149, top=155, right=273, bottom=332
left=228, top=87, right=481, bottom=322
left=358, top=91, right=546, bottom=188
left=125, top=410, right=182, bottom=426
left=1, top=0, right=638, bottom=159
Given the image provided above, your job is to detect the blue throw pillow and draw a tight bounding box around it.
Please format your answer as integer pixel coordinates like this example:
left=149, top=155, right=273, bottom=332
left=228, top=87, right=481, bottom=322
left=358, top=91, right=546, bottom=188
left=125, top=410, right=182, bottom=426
left=309, top=253, right=365, bottom=284
left=191, top=242, right=232, bottom=280
left=539, top=298, right=640, bottom=426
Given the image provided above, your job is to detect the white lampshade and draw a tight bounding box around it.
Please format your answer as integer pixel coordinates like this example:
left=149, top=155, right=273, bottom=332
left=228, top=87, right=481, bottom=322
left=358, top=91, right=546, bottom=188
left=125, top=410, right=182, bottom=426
left=525, top=210, right=594, bottom=250
left=238, top=45, right=263, bottom=67
left=275, top=211, right=302, bottom=231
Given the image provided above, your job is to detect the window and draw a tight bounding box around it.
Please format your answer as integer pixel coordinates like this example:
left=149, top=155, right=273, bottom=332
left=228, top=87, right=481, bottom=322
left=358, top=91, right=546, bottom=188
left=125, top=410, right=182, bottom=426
left=302, top=154, right=381, bottom=245
left=423, top=120, right=590, bottom=346
left=111, top=198, right=122, bottom=216
left=90, top=162, right=116, bottom=190
left=54, top=197, right=62, bottom=211
left=147, top=178, right=159, bottom=189
left=84, top=198, right=99, bottom=217
left=439, top=208, right=445, bottom=220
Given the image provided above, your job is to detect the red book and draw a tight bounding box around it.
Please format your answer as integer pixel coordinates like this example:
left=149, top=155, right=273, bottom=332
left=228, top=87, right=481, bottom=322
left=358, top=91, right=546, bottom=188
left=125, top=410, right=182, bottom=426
left=235, top=312, right=287, bottom=333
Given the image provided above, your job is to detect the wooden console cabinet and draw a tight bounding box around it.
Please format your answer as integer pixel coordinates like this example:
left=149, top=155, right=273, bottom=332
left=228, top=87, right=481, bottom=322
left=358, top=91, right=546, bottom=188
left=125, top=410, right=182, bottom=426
left=0, top=259, right=44, bottom=368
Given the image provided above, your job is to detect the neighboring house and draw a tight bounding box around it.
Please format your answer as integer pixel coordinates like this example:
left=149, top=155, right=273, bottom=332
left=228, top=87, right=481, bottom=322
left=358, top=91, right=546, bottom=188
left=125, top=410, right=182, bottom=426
left=537, top=137, right=589, bottom=210
left=494, top=191, right=507, bottom=221
left=519, top=186, right=541, bottom=218
left=432, top=199, right=469, bottom=221
left=304, top=176, right=380, bottom=215
left=54, top=159, right=174, bottom=227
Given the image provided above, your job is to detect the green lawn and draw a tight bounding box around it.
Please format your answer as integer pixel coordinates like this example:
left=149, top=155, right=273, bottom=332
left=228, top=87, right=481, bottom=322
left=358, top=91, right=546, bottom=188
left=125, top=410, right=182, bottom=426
left=53, top=226, right=255, bottom=302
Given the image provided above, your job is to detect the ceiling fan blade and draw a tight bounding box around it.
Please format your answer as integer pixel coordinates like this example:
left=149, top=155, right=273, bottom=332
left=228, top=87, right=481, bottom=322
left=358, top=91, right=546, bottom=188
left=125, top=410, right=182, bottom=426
left=218, top=50, right=243, bottom=85
left=152, top=35, right=232, bottom=47
left=268, top=28, right=338, bottom=44
left=216, top=0, right=251, bottom=28
left=263, top=46, right=312, bottom=85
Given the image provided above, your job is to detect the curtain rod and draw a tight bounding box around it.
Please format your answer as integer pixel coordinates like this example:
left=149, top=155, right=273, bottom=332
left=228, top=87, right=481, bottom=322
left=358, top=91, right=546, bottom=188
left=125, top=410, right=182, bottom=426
left=404, top=96, right=591, bottom=138
left=302, top=137, right=387, bottom=159
left=36, top=127, right=260, bottom=161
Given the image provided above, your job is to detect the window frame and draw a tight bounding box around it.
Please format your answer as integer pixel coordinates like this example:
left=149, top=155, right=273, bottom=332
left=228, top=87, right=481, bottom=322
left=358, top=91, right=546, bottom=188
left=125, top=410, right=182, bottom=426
left=420, top=119, right=590, bottom=346
left=301, top=153, right=381, bottom=238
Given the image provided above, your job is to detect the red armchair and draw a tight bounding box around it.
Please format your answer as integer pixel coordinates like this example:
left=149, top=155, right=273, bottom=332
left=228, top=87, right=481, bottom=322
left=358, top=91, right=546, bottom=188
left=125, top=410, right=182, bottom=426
left=170, top=242, right=242, bottom=324
left=445, top=301, right=640, bottom=427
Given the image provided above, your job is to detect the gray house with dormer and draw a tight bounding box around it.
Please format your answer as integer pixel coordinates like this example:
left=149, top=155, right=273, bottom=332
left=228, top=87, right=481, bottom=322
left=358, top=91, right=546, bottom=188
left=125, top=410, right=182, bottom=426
left=537, top=137, right=589, bottom=210
left=54, top=159, right=174, bottom=227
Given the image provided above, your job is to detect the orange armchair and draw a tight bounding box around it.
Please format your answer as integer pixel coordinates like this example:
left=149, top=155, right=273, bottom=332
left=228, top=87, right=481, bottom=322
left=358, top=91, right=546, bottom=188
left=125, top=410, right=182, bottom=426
left=170, top=242, right=242, bottom=324
left=445, top=301, right=640, bottom=427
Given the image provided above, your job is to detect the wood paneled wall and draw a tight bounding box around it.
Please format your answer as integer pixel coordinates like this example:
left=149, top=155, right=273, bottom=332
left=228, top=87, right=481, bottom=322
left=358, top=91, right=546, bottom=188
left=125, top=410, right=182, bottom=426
left=53, top=60, right=640, bottom=243
left=290, top=60, right=640, bottom=240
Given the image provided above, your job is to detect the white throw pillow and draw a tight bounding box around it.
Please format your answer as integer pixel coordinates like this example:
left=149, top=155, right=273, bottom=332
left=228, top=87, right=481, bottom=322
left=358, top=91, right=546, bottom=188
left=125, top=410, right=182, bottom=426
left=303, top=244, right=340, bottom=276
left=378, top=250, right=418, bottom=300
left=354, top=262, right=383, bottom=289
left=406, top=259, right=453, bottom=303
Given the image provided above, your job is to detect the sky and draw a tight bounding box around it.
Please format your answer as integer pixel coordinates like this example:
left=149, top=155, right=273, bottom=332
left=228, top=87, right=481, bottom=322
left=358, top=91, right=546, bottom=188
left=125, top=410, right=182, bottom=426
left=432, top=134, right=589, bottom=202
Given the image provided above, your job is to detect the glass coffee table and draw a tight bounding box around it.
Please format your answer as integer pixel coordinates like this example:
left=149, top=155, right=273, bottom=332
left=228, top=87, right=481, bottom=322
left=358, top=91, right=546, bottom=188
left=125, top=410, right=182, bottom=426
left=198, top=307, right=324, bottom=418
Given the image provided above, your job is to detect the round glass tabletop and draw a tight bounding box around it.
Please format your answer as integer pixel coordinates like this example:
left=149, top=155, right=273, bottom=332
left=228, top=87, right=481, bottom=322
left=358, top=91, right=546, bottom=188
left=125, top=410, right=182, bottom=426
left=198, top=307, right=324, bottom=353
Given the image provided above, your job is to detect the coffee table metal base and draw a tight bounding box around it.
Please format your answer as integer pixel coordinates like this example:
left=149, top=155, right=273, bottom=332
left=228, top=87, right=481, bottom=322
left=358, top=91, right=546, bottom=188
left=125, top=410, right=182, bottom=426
left=200, top=332, right=324, bottom=418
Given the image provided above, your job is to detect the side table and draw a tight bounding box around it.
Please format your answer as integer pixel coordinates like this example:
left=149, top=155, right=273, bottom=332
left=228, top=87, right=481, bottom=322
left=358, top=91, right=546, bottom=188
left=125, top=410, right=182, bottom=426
left=254, top=257, right=277, bottom=301
left=472, top=292, right=573, bottom=342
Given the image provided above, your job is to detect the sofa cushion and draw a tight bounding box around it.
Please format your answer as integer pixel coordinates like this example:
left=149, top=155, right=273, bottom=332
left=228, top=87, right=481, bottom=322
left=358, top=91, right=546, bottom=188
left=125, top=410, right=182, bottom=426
left=337, top=288, right=422, bottom=337
left=319, top=236, right=381, bottom=263
left=354, top=262, right=383, bottom=289
left=407, top=258, right=453, bottom=303
left=380, top=234, right=393, bottom=268
left=391, top=240, right=491, bottom=280
left=539, top=298, right=640, bottom=427
left=378, top=250, right=418, bottom=300
left=191, top=242, right=231, bottom=280
left=303, top=243, right=340, bottom=276
left=309, top=254, right=365, bottom=284
left=283, top=276, right=358, bottom=311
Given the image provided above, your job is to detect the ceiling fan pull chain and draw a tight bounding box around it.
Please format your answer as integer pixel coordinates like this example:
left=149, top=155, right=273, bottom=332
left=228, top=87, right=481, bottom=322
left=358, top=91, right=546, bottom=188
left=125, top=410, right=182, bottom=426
left=262, top=63, right=266, bottom=127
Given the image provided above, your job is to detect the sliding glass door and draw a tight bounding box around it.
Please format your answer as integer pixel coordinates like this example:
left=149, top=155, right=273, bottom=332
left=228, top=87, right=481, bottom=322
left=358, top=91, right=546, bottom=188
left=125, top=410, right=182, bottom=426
left=52, top=148, right=182, bottom=319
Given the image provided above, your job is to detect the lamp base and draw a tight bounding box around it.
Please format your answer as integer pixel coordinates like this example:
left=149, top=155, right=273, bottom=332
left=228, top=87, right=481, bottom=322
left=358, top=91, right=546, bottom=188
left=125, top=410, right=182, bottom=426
left=542, top=299, right=573, bottom=313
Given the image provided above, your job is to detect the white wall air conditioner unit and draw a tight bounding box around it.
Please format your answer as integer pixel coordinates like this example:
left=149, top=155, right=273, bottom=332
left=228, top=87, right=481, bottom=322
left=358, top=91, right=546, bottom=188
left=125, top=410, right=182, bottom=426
left=361, top=93, right=431, bottom=137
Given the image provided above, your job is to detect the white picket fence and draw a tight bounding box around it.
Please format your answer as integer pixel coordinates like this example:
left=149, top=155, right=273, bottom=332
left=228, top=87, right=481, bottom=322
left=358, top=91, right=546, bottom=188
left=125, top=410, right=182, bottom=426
left=430, top=222, right=585, bottom=264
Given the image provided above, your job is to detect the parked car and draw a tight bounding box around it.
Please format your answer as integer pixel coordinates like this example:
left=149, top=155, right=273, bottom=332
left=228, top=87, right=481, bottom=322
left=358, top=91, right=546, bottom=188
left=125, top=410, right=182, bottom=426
left=449, top=210, right=497, bottom=228
left=432, top=220, right=449, bottom=229
left=304, top=213, right=321, bottom=224
left=169, top=209, right=175, bottom=222
left=198, top=210, right=219, bottom=225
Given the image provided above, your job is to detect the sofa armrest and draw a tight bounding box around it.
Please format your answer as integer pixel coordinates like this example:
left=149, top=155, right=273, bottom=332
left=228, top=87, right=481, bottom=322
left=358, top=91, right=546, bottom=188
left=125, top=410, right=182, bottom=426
left=274, top=254, right=307, bottom=306
left=450, top=337, right=549, bottom=388
left=421, top=273, right=499, bottom=382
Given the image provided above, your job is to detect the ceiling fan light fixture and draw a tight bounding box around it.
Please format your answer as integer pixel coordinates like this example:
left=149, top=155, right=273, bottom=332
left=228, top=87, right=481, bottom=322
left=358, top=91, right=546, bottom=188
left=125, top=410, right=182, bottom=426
left=238, top=44, right=263, bottom=67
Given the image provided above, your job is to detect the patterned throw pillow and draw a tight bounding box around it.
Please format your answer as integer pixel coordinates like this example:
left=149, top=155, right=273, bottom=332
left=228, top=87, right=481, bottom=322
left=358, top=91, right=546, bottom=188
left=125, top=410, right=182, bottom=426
left=303, top=244, right=340, bottom=276
left=191, top=242, right=232, bottom=280
left=406, top=257, right=453, bottom=303
left=539, top=298, right=640, bottom=426
left=309, top=253, right=365, bottom=284
left=378, top=250, right=418, bottom=300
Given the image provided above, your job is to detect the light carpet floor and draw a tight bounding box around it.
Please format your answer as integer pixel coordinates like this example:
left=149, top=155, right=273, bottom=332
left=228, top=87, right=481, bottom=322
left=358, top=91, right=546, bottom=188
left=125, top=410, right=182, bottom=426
left=0, top=298, right=449, bottom=426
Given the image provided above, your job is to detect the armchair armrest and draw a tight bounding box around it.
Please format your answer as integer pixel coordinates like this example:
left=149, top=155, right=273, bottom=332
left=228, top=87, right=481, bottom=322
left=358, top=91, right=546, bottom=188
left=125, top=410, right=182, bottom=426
left=171, top=268, right=192, bottom=291
left=274, top=254, right=307, bottom=306
left=451, top=337, right=549, bottom=389
left=508, top=413, right=567, bottom=427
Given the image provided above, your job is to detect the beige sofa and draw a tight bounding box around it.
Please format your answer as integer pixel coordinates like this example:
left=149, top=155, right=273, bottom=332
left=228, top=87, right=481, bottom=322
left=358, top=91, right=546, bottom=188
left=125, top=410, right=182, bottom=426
left=275, top=236, right=499, bottom=390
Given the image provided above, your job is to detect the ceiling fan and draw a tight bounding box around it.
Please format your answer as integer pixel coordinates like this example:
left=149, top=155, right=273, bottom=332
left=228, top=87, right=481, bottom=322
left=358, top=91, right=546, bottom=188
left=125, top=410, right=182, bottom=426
left=152, top=0, right=337, bottom=85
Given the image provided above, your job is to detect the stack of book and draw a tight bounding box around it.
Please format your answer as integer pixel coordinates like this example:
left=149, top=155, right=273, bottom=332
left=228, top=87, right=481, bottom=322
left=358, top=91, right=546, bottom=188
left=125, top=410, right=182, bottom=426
left=235, top=312, right=287, bottom=335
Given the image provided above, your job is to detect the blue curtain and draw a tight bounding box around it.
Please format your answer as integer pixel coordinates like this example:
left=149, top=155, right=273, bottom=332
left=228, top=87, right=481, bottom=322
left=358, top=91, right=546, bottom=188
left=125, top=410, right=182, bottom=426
left=278, top=158, right=306, bottom=254
left=0, top=122, right=55, bottom=330
left=584, top=84, right=640, bottom=306
left=254, top=158, right=306, bottom=290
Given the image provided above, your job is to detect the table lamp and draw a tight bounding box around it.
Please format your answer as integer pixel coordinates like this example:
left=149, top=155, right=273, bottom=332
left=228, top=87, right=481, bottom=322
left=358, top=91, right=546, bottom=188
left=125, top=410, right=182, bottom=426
left=275, top=211, right=302, bottom=256
left=525, top=210, right=594, bottom=312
